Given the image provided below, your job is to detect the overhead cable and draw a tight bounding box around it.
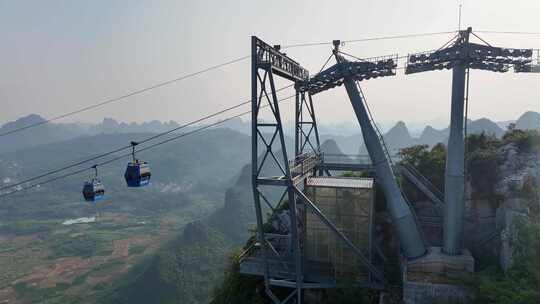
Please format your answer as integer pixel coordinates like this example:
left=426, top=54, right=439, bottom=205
left=0, top=94, right=295, bottom=198
left=0, top=55, right=250, bottom=138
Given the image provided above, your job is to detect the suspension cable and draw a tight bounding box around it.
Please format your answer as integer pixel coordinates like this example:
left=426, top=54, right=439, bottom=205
left=337, top=50, right=367, bottom=62
left=282, top=31, right=457, bottom=49
left=1, top=30, right=458, bottom=138
left=0, top=55, right=250, bottom=138
left=471, top=32, right=492, bottom=47
left=0, top=84, right=294, bottom=192
left=318, top=53, right=335, bottom=74
left=0, top=29, right=470, bottom=193
left=0, top=94, right=296, bottom=198
left=342, top=31, right=457, bottom=45
left=475, top=30, right=540, bottom=35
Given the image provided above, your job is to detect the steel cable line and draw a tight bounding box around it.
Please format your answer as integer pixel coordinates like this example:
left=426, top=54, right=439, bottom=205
left=0, top=84, right=294, bottom=192
left=1, top=30, right=459, bottom=139
left=471, top=32, right=493, bottom=47
left=1, top=30, right=461, bottom=191
left=0, top=55, right=250, bottom=138
left=0, top=121, right=246, bottom=197
left=476, top=30, right=540, bottom=35
left=0, top=94, right=296, bottom=198
left=338, top=31, right=460, bottom=63
left=282, top=31, right=457, bottom=48
left=4, top=28, right=524, bottom=196
left=0, top=30, right=465, bottom=192
left=343, top=31, right=457, bottom=44
left=318, top=53, right=335, bottom=73
left=0, top=145, right=130, bottom=192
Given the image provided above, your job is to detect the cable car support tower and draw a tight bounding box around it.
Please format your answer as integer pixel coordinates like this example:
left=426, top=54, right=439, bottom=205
left=249, top=35, right=426, bottom=303
left=405, top=27, right=539, bottom=255
left=248, top=29, right=539, bottom=303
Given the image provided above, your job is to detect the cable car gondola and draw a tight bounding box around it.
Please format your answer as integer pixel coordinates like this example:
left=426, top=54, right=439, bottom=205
left=82, top=165, right=105, bottom=202
left=124, top=141, right=151, bottom=187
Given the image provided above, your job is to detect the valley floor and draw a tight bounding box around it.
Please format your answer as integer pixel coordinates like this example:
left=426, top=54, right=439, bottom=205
left=0, top=210, right=194, bottom=304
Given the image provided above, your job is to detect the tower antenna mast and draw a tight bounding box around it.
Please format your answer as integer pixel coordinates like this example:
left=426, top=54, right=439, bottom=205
left=458, top=3, right=463, bottom=31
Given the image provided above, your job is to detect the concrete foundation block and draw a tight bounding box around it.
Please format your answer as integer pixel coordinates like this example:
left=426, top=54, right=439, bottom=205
left=403, top=247, right=474, bottom=304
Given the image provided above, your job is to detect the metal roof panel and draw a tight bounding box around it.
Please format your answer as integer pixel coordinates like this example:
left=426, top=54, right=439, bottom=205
left=306, top=177, right=374, bottom=189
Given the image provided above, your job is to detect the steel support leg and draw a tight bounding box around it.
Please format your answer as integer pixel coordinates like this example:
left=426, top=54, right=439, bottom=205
left=443, top=64, right=466, bottom=255
left=251, top=36, right=273, bottom=294
left=267, top=70, right=303, bottom=304
left=341, top=76, right=426, bottom=259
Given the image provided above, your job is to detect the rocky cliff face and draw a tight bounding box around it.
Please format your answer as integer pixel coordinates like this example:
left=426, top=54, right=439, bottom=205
left=207, top=164, right=254, bottom=243
left=493, top=143, right=540, bottom=271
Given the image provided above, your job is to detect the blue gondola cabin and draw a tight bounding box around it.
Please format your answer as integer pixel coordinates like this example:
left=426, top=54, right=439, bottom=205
left=124, top=161, right=151, bottom=187
left=82, top=179, right=105, bottom=202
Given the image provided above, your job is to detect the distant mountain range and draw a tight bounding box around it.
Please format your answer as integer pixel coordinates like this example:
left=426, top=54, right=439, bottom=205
left=515, top=111, right=540, bottom=130
left=0, top=115, right=197, bottom=154
left=330, top=111, right=539, bottom=155
left=1, top=109, right=537, bottom=303
left=1, top=111, right=539, bottom=154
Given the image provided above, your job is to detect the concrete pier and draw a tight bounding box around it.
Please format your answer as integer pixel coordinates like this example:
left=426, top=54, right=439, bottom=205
left=403, top=247, right=474, bottom=304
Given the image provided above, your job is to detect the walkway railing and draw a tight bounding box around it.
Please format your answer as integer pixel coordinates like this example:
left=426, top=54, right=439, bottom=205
left=289, top=151, right=320, bottom=182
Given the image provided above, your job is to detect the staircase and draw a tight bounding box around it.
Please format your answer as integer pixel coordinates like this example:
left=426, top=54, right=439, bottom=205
left=356, top=82, right=448, bottom=247
left=356, top=83, right=396, bottom=171
left=356, top=83, right=428, bottom=240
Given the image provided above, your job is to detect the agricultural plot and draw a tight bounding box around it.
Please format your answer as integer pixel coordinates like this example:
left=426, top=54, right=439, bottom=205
left=0, top=211, right=185, bottom=304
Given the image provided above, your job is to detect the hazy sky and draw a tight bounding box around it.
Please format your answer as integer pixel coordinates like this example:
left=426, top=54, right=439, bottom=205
left=1, top=0, right=539, bottom=128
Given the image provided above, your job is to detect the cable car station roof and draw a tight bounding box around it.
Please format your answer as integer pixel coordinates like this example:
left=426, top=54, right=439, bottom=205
left=306, top=177, right=374, bottom=189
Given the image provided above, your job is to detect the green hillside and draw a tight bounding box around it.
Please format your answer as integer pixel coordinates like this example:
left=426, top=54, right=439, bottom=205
left=0, top=128, right=254, bottom=304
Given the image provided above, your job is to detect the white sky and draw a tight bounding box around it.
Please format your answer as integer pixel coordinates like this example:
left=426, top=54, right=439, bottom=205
left=1, top=0, right=539, bottom=128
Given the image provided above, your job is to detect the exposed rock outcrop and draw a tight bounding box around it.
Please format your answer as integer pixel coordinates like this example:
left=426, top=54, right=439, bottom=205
left=494, top=143, right=540, bottom=271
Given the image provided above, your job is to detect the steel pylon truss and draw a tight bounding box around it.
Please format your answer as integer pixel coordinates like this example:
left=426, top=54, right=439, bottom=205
left=246, top=28, right=540, bottom=303
left=403, top=27, right=540, bottom=255
left=294, top=90, right=320, bottom=156
left=251, top=35, right=308, bottom=304
left=405, top=28, right=539, bottom=74
left=297, top=53, right=398, bottom=96
left=250, top=36, right=384, bottom=304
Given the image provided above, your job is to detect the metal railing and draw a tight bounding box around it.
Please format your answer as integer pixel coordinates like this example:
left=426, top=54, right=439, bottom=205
left=356, top=82, right=426, bottom=245
left=289, top=151, right=320, bottom=181
left=356, top=83, right=396, bottom=172
left=320, top=153, right=372, bottom=165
